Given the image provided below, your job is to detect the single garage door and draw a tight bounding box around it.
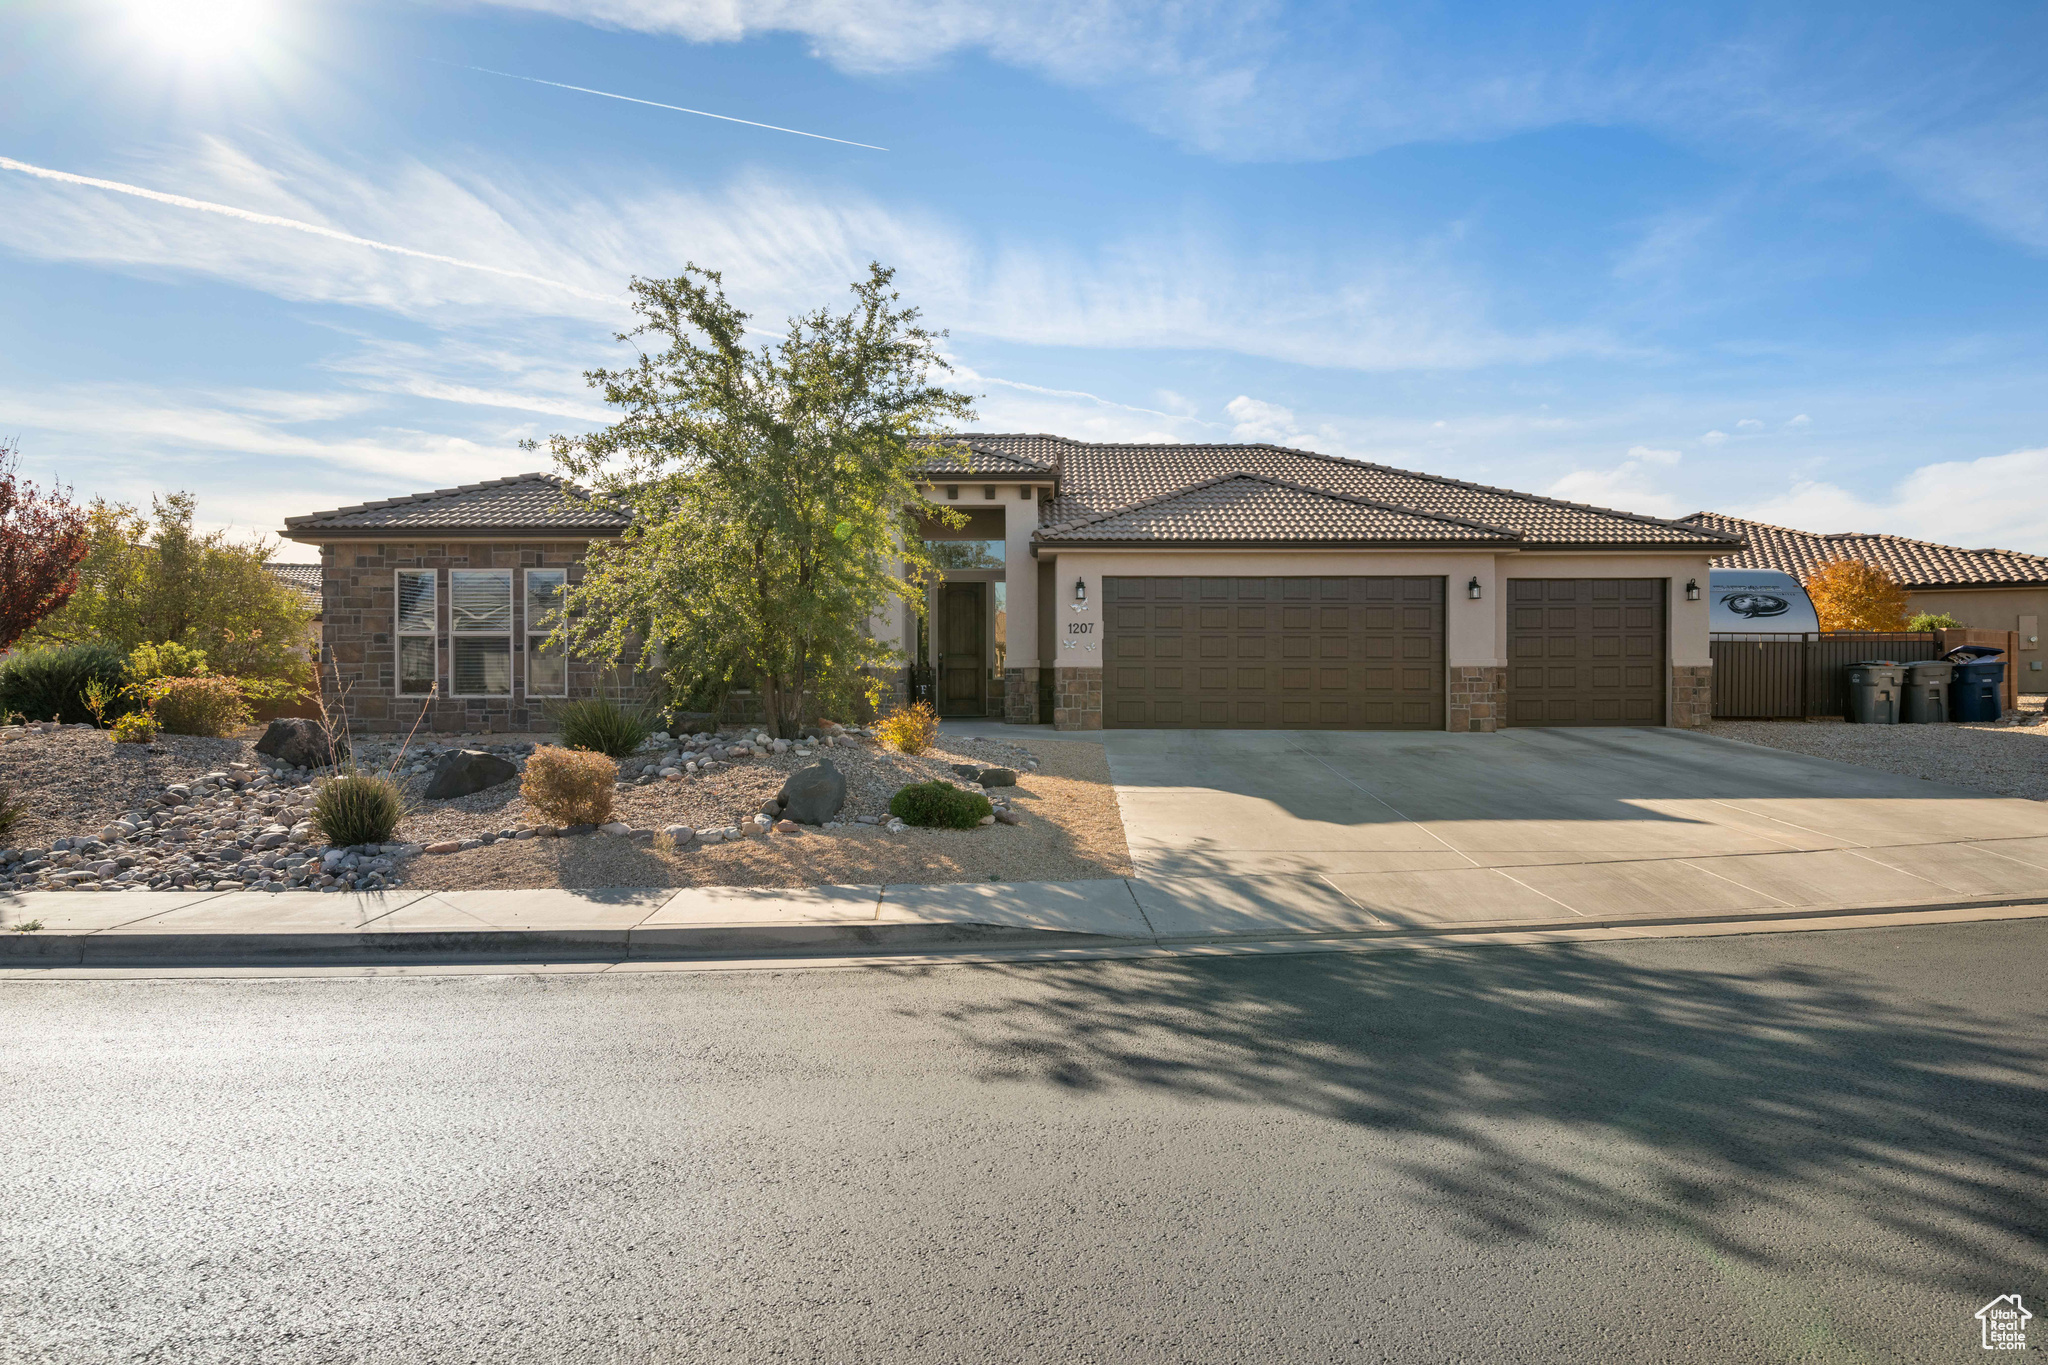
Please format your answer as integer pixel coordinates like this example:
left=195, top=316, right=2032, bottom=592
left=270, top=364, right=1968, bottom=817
left=1507, top=579, right=1665, bottom=726
left=1105, top=576, right=1444, bottom=729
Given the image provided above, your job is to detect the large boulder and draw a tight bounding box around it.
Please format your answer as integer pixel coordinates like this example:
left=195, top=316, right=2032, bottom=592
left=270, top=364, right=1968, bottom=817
left=977, top=767, right=1017, bottom=788
left=254, top=718, right=344, bottom=769
left=422, top=749, right=519, bottom=800
left=777, top=758, right=847, bottom=825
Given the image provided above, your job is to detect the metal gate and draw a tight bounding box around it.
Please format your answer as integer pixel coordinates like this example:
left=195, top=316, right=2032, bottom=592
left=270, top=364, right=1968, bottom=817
left=1709, top=631, right=1975, bottom=718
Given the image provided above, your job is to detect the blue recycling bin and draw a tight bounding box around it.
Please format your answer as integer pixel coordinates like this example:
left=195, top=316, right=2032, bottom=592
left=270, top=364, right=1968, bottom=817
left=1948, top=657, right=2006, bottom=722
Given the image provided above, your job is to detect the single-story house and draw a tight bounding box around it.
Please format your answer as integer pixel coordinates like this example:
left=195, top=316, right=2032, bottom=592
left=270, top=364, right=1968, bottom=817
left=282, top=438, right=1745, bottom=733
left=1681, top=512, right=2046, bottom=681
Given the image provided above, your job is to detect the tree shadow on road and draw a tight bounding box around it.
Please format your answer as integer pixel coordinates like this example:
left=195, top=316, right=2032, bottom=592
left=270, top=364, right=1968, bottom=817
left=890, top=923, right=2048, bottom=1293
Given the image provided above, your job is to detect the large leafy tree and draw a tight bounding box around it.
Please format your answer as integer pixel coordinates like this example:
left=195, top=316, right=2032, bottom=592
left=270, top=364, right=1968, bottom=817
left=1804, top=558, right=1910, bottom=632
left=533, top=262, right=975, bottom=737
left=0, top=440, right=90, bottom=650
left=29, top=491, right=313, bottom=684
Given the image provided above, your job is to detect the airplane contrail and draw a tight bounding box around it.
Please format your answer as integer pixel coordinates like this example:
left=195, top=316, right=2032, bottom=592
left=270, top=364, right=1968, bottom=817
left=0, top=155, right=616, bottom=302
left=429, top=60, right=888, bottom=152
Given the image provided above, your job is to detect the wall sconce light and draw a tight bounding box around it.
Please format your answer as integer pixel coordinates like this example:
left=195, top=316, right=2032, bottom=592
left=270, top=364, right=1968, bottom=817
left=946, top=485, right=959, bottom=500
left=984, top=485, right=996, bottom=500
left=1685, top=578, right=1700, bottom=601
left=1467, top=577, right=1482, bottom=600
left=1019, top=485, right=1032, bottom=500
left=1074, top=577, right=1087, bottom=604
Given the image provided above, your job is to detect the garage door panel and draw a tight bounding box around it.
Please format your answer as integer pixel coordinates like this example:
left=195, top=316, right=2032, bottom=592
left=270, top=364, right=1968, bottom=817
left=1507, top=578, right=1665, bottom=728
left=1105, top=576, right=1443, bottom=729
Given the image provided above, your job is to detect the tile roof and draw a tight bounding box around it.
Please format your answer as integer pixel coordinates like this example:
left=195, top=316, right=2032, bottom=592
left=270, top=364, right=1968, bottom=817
left=962, top=434, right=1741, bottom=551
left=263, top=561, right=323, bottom=610
left=911, top=438, right=1058, bottom=478
left=1038, top=472, right=1522, bottom=546
left=1682, top=511, right=2048, bottom=588
left=284, top=473, right=631, bottom=536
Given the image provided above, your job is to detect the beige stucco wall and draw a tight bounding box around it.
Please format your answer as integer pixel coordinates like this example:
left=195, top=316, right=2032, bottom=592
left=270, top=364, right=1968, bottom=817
left=1037, top=548, right=1719, bottom=670
left=1904, top=587, right=2045, bottom=679
left=916, top=482, right=1050, bottom=673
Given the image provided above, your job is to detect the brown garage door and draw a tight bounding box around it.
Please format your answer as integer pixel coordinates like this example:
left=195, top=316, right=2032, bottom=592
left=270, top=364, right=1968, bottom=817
left=1507, top=579, right=1665, bottom=726
left=1104, top=576, right=1444, bottom=729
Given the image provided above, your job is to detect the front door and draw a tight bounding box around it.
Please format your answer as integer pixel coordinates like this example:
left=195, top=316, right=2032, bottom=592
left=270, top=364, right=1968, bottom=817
left=939, top=583, right=985, bottom=716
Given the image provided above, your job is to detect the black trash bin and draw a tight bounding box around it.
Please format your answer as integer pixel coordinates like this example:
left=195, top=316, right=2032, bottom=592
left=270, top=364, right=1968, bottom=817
left=1844, top=661, right=1902, bottom=724
left=1947, top=651, right=2006, bottom=722
left=1903, top=660, right=1952, bottom=723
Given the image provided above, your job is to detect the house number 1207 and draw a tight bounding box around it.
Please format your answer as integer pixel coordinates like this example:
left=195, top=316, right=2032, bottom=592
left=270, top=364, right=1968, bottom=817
left=1067, top=622, right=1093, bottom=635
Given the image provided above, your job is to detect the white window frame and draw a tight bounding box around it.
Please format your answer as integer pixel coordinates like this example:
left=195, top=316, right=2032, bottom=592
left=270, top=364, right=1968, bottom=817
left=394, top=569, right=437, bottom=696
left=524, top=567, right=568, bottom=698
left=449, top=569, right=513, bottom=698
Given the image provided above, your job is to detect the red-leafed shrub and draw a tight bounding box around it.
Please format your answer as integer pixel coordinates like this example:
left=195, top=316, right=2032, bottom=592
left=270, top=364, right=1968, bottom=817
left=0, top=441, right=89, bottom=650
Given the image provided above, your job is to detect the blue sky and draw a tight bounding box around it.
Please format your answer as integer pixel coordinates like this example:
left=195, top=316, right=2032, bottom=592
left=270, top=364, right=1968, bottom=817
left=4, top=0, right=2047, bottom=561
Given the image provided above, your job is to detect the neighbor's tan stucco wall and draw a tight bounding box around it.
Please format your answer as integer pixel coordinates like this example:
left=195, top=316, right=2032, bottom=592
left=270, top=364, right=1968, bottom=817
left=1904, top=587, right=2046, bottom=676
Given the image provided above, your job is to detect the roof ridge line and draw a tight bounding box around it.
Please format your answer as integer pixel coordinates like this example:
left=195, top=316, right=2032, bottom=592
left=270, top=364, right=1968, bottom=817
left=284, top=471, right=612, bottom=529
left=1689, top=510, right=2048, bottom=564
left=1035, top=469, right=1523, bottom=539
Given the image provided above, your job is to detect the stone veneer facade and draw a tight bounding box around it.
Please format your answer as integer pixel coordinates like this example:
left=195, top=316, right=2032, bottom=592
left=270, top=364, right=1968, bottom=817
left=1004, top=666, right=1042, bottom=725
left=1053, top=666, right=1103, bottom=730
left=1670, top=662, right=1713, bottom=729
left=320, top=538, right=646, bottom=733
left=1447, top=666, right=1507, bottom=733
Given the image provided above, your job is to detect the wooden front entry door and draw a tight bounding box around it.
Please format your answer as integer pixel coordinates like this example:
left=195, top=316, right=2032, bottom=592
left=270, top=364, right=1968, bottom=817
left=939, top=583, right=985, bottom=716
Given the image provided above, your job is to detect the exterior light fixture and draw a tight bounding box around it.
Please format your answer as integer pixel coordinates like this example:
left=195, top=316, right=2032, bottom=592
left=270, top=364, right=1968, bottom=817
left=984, top=485, right=997, bottom=500
left=946, top=485, right=959, bottom=500
left=1019, top=485, right=1032, bottom=500
left=1074, top=577, right=1087, bottom=604
left=1685, top=578, right=1700, bottom=601
left=1467, top=577, right=1482, bottom=600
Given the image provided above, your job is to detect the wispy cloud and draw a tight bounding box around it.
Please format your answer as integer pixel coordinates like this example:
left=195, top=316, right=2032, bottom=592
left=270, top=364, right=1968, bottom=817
left=427, top=60, right=889, bottom=150
left=0, top=136, right=1598, bottom=371
left=1738, top=445, right=2048, bottom=553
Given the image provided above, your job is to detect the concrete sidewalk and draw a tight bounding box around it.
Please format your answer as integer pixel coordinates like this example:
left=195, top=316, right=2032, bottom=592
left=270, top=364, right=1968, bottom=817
left=6, top=859, right=2048, bottom=966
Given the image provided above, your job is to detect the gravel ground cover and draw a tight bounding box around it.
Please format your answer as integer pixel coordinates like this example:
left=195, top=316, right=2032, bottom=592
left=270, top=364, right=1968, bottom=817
left=395, top=733, right=1131, bottom=891
left=1709, top=697, right=2048, bottom=802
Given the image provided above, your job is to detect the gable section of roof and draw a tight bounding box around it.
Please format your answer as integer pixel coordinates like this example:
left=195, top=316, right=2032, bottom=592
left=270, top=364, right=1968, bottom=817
left=1683, top=511, right=2048, bottom=587
left=973, top=436, right=1739, bottom=549
left=911, top=437, right=1058, bottom=479
left=284, top=473, right=631, bottom=535
left=1036, top=472, right=1522, bottom=546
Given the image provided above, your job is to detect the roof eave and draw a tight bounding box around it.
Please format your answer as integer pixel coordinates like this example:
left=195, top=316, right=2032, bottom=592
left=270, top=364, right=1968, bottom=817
left=280, top=526, right=630, bottom=542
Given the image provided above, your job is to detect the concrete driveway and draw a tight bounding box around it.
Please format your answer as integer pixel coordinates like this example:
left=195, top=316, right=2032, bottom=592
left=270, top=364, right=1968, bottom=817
left=1094, top=727, right=2048, bottom=938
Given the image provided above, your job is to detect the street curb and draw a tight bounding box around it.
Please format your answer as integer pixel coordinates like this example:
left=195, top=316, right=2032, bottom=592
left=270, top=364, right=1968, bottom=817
left=4, top=890, right=2046, bottom=968
left=0, top=919, right=1129, bottom=967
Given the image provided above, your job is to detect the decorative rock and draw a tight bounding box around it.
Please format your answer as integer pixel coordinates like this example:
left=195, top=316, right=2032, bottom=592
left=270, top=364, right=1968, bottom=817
left=774, top=819, right=802, bottom=835
left=661, top=825, right=695, bottom=845
left=976, top=814, right=996, bottom=826
left=422, top=750, right=519, bottom=800
left=885, top=818, right=909, bottom=833
left=599, top=821, right=631, bottom=836
left=560, top=823, right=595, bottom=837
left=253, top=719, right=341, bottom=770
left=994, top=809, right=1022, bottom=825
left=978, top=767, right=1018, bottom=788
left=760, top=797, right=786, bottom=817
left=424, top=840, right=461, bottom=855
left=778, top=758, right=847, bottom=825
left=949, top=764, right=981, bottom=780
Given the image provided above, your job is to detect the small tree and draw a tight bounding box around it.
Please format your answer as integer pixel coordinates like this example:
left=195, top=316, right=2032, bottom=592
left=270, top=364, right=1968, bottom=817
left=533, top=262, right=976, bottom=738
left=0, top=440, right=90, bottom=650
left=1907, top=611, right=1963, bottom=632
left=1805, top=559, right=1910, bottom=632
left=28, top=490, right=312, bottom=686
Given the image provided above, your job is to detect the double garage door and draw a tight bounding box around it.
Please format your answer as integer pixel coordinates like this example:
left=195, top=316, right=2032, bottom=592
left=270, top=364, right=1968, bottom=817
left=1103, top=575, right=1666, bottom=730
left=1105, top=576, right=1445, bottom=729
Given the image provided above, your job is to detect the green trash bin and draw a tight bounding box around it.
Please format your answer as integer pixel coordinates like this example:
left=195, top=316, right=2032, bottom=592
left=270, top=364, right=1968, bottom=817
left=1902, top=660, right=1952, bottom=723
left=1844, top=661, right=1902, bottom=724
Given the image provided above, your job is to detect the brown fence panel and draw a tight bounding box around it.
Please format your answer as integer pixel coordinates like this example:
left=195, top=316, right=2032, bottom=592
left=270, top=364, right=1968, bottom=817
left=1709, top=635, right=1806, bottom=718
left=1804, top=632, right=1942, bottom=717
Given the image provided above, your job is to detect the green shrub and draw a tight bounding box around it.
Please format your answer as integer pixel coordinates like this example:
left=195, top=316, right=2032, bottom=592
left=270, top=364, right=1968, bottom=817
left=147, top=675, right=252, bottom=737
left=0, top=643, right=127, bottom=725
left=1907, top=612, right=1964, bottom=632
left=888, top=780, right=993, bottom=830
left=111, top=711, right=160, bottom=744
left=126, top=640, right=210, bottom=683
left=0, top=783, right=26, bottom=841
left=312, top=774, right=405, bottom=847
left=547, top=697, right=653, bottom=758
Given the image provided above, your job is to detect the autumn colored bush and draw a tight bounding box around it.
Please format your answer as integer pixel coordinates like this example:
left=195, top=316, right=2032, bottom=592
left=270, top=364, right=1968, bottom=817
left=1804, top=559, right=1910, bottom=632
left=0, top=441, right=90, bottom=651
left=521, top=745, right=617, bottom=827
left=874, top=701, right=939, bottom=755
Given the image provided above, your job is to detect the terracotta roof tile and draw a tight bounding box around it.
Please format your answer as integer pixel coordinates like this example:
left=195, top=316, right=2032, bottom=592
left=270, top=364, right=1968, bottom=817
left=1682, top=512, right=2048, bottom=588
left=284, top=474, right=630, bottom=535
left=911, top=438, right=1058, bottom=478
left=1037, top=472, right=1521, bottom=545
left=262, top=561, right=323, bottom=610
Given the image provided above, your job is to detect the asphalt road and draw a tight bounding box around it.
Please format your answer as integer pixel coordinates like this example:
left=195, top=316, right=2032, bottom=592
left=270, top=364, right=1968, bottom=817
left=4, top=923, right=2044, bottom=1364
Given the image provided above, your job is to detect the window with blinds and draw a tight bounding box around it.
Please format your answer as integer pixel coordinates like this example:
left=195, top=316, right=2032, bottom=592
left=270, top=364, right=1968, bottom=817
left=450, top=569, right=512, bottom=696
left=526, top=568, right=567, bottom=697
left=395, top=569, right=436, bottom=695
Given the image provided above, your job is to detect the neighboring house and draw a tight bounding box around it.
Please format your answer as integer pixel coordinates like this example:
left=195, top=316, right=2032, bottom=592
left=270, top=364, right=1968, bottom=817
left=1682, top=512, right=2047, bottom=682
left=262, top=561, right=324, bottom=664
left=283, top=440, right=1744, bottom=734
